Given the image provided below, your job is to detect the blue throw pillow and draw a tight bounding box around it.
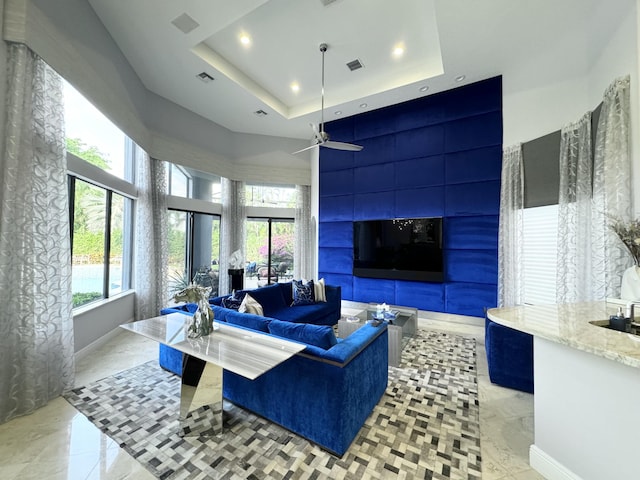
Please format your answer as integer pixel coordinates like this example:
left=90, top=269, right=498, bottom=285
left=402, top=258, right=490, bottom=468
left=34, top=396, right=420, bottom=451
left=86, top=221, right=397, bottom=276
left=291, top=279, right=315, bottom=306
left=268, top=319, right=337, bottom=350
left=222, top=291, right=246, bottom=310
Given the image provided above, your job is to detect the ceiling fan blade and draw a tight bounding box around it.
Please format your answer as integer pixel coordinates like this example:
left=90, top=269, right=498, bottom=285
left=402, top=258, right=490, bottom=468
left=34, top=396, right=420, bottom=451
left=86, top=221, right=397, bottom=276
left=291, top=143, right=320, bottom=155
left=322, top=140, right=364, bottom=152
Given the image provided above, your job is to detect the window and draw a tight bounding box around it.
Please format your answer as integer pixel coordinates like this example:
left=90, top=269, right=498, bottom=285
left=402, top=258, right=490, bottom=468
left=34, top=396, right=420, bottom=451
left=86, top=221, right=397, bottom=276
left=166, top=162, right=221, bottom=203
left=64, top=80, right=136, bottom=309
left=63, top=80, right=131, bottom=181
left=245, top=184, right=296, bottom=207
left=522, top=204, right=559, bottom=305
left=167, top=209, right=221, bottom=298
left=70, top=178, right=134, bottom=307
left=245, top=218, right=294, bottom=288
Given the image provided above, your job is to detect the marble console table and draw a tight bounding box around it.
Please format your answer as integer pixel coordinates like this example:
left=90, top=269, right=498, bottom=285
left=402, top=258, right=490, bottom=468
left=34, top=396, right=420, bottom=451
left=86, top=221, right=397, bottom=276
left=121, top=313, right=305, bottom=436
left=487, top=301, right=640, bottom=480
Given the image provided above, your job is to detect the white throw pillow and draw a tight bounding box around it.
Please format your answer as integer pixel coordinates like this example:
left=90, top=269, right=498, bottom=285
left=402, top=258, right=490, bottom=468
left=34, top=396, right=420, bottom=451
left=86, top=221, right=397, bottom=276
left=238, top=294, right=264, bottom=316
left=314, top=278, right=327, bottom=302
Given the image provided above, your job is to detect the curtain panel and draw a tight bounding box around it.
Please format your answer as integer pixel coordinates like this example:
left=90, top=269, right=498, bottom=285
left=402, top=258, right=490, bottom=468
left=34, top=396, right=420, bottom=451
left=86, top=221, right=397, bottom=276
left=134, top=151, right=168, bottom=320
left=556, top=112, right=594, bottom=303
left=293, top=185, right=313, bottom=280
left=219, top=178, right=246, bottom=295
left=497, top=144, right=524, bottom=307
left=0, top=44, right=75, bottom=423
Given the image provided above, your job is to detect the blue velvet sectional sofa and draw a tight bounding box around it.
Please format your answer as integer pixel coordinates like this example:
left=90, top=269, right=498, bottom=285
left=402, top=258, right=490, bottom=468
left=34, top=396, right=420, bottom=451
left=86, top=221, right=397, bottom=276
left=159, top=282, right=389, bottom=456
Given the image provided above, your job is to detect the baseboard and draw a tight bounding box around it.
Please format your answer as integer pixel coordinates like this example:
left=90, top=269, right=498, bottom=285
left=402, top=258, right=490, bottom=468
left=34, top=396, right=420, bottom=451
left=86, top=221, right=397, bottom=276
left=530, top=445, right=583, bottom=480
left=75, top=321, right=132, bottom=362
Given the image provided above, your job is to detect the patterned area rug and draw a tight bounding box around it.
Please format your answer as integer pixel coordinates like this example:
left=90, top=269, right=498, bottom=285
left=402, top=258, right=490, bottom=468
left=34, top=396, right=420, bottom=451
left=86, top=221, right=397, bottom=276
left=64, top=330, right=481, bottom=479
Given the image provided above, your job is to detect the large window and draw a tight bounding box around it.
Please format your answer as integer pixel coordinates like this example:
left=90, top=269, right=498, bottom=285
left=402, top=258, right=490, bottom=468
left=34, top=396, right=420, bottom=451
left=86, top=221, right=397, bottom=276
left=167, top=210, right=221, bottom=297
left=245, top=218, right=294, bottom=288
left=64, top=80, right=135, bottom=309
left=522, top=204, right=559, bottom=305
left=245, top=184, right=296, bottom=207
left=166, top=163, right=221, bottom=203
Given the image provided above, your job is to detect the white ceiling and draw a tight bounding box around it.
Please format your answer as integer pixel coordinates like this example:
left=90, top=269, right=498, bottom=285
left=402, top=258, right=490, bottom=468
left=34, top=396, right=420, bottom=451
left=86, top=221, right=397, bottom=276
left=87, top=0, right=604, bottom=141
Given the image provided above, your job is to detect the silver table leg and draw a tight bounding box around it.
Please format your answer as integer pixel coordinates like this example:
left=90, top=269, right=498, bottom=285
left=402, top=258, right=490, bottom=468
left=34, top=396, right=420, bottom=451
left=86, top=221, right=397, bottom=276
left=179, top=355, right=223, bottom=436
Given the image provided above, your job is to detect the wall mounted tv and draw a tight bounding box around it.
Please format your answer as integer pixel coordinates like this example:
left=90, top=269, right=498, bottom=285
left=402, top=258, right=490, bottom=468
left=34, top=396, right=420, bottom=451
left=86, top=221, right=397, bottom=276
left=353, top=217, right=444, bottom=282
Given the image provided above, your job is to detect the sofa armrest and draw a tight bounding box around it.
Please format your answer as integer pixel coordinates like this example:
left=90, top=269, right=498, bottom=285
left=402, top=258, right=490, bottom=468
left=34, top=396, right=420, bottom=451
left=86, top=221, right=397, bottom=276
left=305, top=323, right=387, bottom=366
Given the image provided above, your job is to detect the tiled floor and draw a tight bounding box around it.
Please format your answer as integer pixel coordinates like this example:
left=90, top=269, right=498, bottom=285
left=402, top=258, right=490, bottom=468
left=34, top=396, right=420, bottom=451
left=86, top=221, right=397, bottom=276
left=0, top=313, right=543, bottom=480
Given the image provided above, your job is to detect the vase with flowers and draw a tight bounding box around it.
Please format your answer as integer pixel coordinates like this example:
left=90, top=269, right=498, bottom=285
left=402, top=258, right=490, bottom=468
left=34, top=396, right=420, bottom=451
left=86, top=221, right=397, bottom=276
left=173, top=282, right=215, bottom=338
left=610, top=217, right=640, bottom=300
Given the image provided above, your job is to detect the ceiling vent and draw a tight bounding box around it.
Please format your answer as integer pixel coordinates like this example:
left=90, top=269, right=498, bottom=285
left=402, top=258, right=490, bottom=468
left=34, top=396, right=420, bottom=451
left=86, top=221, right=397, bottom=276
left=254, top=109, right=268, bottom=117
left=196, top=72, right=214, bottom=83
left=346, top=59, right=364, bottom=71
left=171, top=13, right=200, bottom=34
left=320, top=0, right=338, bottom=6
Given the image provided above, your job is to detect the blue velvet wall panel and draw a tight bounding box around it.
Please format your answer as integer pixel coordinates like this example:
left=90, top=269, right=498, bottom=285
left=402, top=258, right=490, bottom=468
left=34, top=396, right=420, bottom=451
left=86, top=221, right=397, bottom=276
left=318, top=221, right=352, bottom=248
left=321, top=273, right=353, bottom=299
left=319, top=150, right=355, bottom=172
left=319, top=195, right=353, bottom=222
left=445, top=146, right=502, bottom=184
left=318, top=247, right=352, bottom=275
left=446, top=249, right=499, bottom=284
left=320, top=170, right=354, bottom=197
left=354, top=135, right=396, bottom=166
left=353, top=192, right=395, bottom=220
left=445, top=216, right=499, bottom=250
left=445, top=181, right=501, bottom=216
left=318, top=76, right=502, bottom=317
left=444, top=112, right=503, bottom=153
left=394, top=187, right=445, bottom=218
left=395, top=155, right=445, bottom=189
left=445, top=283, right=497, bottom=316
left=353, top=164, right=395, bottom=194
left=353, top=277, right=396, bottom=305
left=395, top=125, right=445, bottom=160
left=395, top=281, right=445, bottom=312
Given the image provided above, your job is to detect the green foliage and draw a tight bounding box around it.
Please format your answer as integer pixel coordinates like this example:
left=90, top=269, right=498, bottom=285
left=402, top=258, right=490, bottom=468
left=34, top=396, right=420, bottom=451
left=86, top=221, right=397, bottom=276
left=72, top=291, right=102, bottom=308
left=67, top=137, right=111, bottom=170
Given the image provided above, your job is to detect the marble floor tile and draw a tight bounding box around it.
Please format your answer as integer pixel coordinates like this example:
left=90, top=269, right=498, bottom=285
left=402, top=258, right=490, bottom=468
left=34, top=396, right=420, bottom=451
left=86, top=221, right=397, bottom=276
left=1, top=315, right=542, bottom=479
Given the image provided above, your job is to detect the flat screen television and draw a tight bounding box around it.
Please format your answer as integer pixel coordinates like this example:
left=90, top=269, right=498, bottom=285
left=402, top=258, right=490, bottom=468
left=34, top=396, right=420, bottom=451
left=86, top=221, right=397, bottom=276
left=353, top=217, right=444, bottom=282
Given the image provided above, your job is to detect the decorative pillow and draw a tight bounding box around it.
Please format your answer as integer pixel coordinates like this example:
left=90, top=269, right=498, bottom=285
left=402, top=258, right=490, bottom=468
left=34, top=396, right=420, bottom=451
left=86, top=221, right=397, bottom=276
left=238, top=294, right=264, bottom=316
left=314, top=278, right=327, bottom=302
left=222, top=291, right=246, bottom=310
left=268, top=319, right=338, bottom=350
left=291, top=279, right=315, bottom=306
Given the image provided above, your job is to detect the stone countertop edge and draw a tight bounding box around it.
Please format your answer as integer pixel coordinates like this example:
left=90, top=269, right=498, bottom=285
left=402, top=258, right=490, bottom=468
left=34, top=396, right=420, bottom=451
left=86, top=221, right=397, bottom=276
left=487, top=301, right=640, bottom=369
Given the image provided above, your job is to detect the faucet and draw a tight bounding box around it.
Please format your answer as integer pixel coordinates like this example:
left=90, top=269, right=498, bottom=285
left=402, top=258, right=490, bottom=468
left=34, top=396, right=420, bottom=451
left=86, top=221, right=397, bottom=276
left=625, top=301, right=640, bottom=326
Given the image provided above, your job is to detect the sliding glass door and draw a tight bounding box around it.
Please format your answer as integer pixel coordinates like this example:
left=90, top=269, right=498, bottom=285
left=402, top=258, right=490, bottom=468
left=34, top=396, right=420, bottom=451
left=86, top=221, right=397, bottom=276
left=245, top=218, right=294, bottom=288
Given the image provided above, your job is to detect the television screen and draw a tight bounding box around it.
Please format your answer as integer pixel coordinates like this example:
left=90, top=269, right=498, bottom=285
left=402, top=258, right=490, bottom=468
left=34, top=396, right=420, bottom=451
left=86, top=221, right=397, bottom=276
left=353, top=217, right=444, bottom=282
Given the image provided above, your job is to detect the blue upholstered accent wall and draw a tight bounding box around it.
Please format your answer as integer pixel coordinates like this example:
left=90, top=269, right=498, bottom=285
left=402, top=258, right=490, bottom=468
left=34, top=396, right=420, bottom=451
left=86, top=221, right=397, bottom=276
left=318, top=77, right=502, bottom=317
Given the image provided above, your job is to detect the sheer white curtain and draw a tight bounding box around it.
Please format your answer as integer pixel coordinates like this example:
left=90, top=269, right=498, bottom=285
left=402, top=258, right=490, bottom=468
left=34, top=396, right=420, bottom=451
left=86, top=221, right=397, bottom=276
left=293, top=185, right=313, bottom=280
left=556, top=75, right=631, bottom=301
left=134, top=150, right=168, bottom=320
left=497, top=144, right=524, bottom=307
left=219, top=178, right=246, bottom=294
left=556, top=113, right=594, bottom=302
left=0, top=44, right=75, bottom=423
left=592, top=76, right=632, bottom=298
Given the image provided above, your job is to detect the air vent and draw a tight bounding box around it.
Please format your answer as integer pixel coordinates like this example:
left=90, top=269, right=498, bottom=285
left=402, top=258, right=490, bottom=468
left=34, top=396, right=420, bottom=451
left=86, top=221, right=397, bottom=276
left=320, top=0, right=338, bottom=6
left=254, top=109, right=268, bottom=117
left=171, top=13, right=200, bottom=34
left=196, top=72, right=214, bottom=83
left=346, top=59, right=364, bottom=71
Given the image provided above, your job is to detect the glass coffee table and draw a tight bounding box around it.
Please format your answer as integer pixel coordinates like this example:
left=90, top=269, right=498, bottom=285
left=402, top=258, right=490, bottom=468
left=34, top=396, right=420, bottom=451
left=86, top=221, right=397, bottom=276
left=338, top=304, right=417, bottom=367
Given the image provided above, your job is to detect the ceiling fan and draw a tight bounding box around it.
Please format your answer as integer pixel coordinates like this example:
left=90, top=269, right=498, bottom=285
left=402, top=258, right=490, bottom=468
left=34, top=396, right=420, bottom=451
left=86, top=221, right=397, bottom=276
left=292, top=43, right=363, bottom=155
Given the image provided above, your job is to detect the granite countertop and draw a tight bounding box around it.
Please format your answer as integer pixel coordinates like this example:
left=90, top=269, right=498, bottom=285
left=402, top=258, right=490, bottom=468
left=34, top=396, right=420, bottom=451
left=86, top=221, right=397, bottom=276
left=487, top=301, right=640, bottom=369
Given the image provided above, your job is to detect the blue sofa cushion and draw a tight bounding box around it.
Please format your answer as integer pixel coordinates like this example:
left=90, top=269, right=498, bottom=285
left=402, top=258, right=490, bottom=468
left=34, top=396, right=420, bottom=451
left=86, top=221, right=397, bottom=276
left=270, top=302, right=334, bottom=325
left=245, top=283, right=287, bottom=317
left=268, top=318, right=337, bottom=350
left=291, top=279, right=315, bottom=306
left=225, top=309, right=271, bottom=332
left=222, top=291, right=245, bottom=310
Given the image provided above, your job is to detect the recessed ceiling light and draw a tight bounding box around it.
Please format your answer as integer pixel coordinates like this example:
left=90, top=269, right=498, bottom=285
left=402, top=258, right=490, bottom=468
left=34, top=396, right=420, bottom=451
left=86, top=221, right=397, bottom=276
left=334, top=111, right=342, bottom=116
left=455, top=75, right=466, bottom=82
left=419, top=86, right=429, bottom=92
left=359, top=103, right=368, bottom=108
left=392, top=46, right=404, bottom=57
left=290, top=83, right=300, bottom=93
left=240, top=33, right=251, bottom=46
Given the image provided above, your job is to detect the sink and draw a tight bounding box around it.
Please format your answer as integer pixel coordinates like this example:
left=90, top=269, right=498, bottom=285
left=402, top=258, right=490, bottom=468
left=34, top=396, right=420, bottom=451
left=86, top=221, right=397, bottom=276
left=589, top=319, right=640, bottom=336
